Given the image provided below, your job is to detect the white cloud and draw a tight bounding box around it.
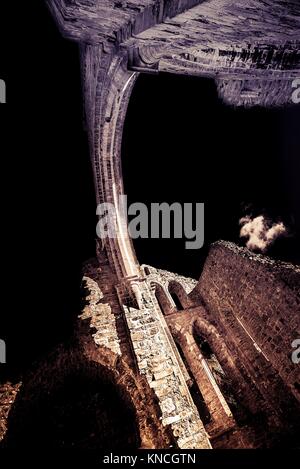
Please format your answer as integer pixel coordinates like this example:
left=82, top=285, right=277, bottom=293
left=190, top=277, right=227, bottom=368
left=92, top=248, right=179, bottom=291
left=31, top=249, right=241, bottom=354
left=239, top=215, right=286, bottom=252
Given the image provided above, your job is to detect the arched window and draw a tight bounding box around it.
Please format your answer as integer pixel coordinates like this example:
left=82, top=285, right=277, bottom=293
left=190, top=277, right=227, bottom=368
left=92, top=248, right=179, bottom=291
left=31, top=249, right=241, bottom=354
left=174, top=339, right=211, bottom=425
left=193, top=326, right=242, bottom=419
left=152, top=283, right=173, bottom=315
left=144, top=266, right=151, bottom=276
left=168, top=281, right=190, bottom=311
left=194, top=330, right=226, bottom=381
left=170, top=292, right=184, bottom=310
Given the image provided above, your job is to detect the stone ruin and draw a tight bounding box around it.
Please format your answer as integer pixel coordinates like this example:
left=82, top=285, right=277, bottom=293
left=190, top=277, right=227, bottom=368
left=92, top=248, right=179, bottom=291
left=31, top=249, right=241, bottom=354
left=1, top=0, right=299, bottom=449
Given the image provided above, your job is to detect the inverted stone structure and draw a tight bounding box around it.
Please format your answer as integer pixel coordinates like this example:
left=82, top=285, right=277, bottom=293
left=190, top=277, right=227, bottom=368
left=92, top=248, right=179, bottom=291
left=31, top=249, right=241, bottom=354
left=48, top=0, right=300, bottom=106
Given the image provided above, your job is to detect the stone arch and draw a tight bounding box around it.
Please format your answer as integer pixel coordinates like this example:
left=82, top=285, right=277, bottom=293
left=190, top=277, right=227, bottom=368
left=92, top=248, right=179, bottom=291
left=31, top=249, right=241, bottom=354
left=192, top=317, right=238, bottom=373
left=191, top=318, right=251, bottom=422
left=151, top=281, right=174, bottom=316
left=82, top=47, right=141, bottom=280
left=167, top=318, right=237, bottom=438
left=2, top=337, right=173, bottom=449
left=168, top=280, right=191, bottom=310
left=166, top=322, right=213, bottom=424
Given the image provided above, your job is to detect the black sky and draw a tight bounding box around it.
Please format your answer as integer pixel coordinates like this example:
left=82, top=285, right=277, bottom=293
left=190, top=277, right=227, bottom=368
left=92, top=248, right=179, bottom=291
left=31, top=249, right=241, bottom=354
left=123, top=73, right=300, bottom=278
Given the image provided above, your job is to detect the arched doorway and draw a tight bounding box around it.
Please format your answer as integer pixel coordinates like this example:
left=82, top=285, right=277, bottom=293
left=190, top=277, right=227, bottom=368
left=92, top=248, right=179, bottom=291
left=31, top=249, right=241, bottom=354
left=3, top=361, right=141, bottom=449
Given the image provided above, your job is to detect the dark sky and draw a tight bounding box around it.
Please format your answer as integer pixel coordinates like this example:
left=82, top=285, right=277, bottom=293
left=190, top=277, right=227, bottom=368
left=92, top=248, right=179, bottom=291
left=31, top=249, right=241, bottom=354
left=123, top=74, right=300, bottom=278
left=0, top=0, right=299, bottom=375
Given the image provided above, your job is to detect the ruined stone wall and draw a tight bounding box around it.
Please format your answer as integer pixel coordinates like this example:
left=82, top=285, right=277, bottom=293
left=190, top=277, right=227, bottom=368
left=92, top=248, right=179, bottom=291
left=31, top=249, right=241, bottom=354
left=79, top=250, right=211, bottom=449
left=186, top=241, right=300, bottom=446
left=145, top=265, right=275, bottom=447
left=118, top=284, right=211, bottom=448
left=139, top=243, right=300, bottom=447
left=195, top=241, right=300, bottom=400
left=142, top=264, right=197, bottom=292
left=49, top=1, right=300, bottom=108
left=3, top=244, right=299, bottom=448
left=125, top=0, right=300, bottom=106
left=128, top=0, right=300, bottom=56
left=142, top=264, right=197, bottom=312
left=0, top=250, right=173, bottom=448
left=80, top=251, right=134, bottom=363
left=48, top=0, right=205, bottom=44
left=43, top=0, right=300, bottom=449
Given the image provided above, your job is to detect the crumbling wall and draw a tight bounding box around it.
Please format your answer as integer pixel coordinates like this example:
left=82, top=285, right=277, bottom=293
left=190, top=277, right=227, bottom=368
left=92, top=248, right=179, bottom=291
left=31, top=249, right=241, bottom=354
left=82, top=254, right=211, bottom=449
left=188, top=241, right=300, bottom=446
left=195, top=241, right=300, bottom=400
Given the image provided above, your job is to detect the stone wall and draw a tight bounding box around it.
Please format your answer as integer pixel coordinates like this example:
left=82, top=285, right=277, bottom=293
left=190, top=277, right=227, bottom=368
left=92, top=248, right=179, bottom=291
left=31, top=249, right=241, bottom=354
left=187, top=241, right=300, bottom=446
left=80, top=242, right=299, bottom=448
left=80, top=250, right=211, bottom=449
left=142, top=264, right=197, bottom=312
left=118, top=282, right=211, bottom=448
left=47, top=0, right=205, bottom=44
left=38, top=0, right=300, bottom=449
left=195, top=241, right=300, bottom=400
left=49, top=0, right=300, bottom=108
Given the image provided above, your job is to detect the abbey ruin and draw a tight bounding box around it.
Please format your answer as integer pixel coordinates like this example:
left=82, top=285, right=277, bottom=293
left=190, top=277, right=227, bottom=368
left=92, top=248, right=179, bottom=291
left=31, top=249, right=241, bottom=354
left=1, top=0, right=300, bottom=449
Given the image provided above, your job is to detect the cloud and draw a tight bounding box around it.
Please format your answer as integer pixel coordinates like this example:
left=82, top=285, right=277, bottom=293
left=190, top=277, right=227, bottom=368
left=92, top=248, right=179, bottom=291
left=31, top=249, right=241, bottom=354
left=239, top=215, right=286, bottom=252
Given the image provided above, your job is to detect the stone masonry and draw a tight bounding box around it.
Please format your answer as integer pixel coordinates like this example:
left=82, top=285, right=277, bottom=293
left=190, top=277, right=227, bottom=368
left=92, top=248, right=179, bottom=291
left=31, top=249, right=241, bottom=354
left=78, top=240, right=300, bottom=448
left=1, top=1, right=298, bottom=449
